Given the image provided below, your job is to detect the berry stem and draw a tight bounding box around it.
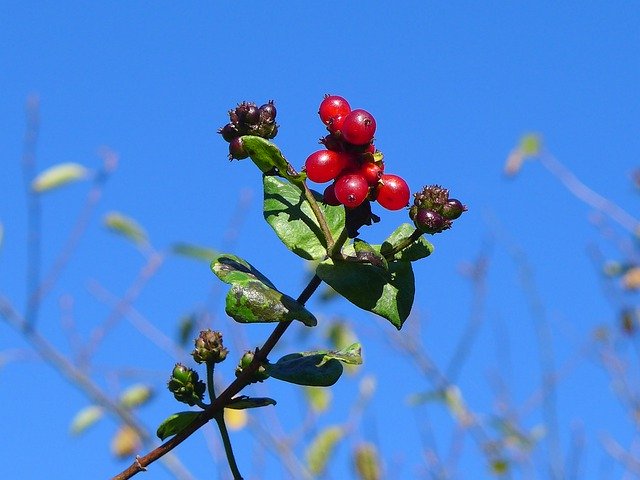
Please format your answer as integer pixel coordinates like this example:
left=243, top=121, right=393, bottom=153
left=214, top=412, right=244, bottom=480
left=300, top=180, right=336, bottom=252
left=206, top=361, right=216, bottom=403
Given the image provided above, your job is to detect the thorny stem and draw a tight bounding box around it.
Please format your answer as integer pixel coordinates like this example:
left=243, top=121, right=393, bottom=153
left=111, top=274, right=324, bottom=480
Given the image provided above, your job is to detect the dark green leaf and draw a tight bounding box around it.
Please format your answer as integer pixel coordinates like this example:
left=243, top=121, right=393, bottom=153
left=318, top=343, right=362, bottom=366
left=211, top=253, right=276, bottom=289
left=265, top=352, right=344, bottom=386
left=263, top=176, right=346, bottom=260
left=380, top=223, right=434, bottom=262
left=156, top=411, right=201, bottom=440
left=354, top=239, right=388, bottom=270
left=242, top=136, right=305, bottom=182
left=316, top=259, right=414, bottom=329
left=226, top=396, right=277, bottom=410
left=225, top=281, right=317, bottom=326
left=172, top=243, right=218, bottom=262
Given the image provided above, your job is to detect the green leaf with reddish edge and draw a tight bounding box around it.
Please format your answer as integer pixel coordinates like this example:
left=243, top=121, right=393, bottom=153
left=263, top=176, right=346, bottom=260
left=156, top=411, right=201, bottom=440
left=265, top=352, right=344, bottom=386
left=242, top=135, right=305, bottom=183
left=380, top=223, right=434, bottom=262
left=225, top=281, right=317, bottom=326
left=226, top=396, right=277, bottom=410
left=211, top=254, right=317, bottom=326
left=316, top=258, right=414, bottom=329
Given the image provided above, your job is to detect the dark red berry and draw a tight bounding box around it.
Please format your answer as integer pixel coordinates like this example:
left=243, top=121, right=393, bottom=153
left=319, top=95, right=351, bottom=126
left=229, top=137, right=248, bottom=160
left=334, top=173, right=369, bottom=208
left=219, top=123, right=239, bottom=142
left=359, top=162, right=384, bottom=186
left=259, top=101, right=277, bottom=123
left=376, top=174, right=410, bottom=210
left=414, top=209, right=446, bottom=234
left=442, top=199, right=466, bottom=220
left=305, top=150, right=348, bottom=183
left=322, top=183, right=341, bottom=206
left=341, top=109, right=376, bottom=145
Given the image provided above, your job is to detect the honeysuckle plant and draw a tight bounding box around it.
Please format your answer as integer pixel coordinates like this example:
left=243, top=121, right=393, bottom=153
left=112, top=96, right=466, bottom=480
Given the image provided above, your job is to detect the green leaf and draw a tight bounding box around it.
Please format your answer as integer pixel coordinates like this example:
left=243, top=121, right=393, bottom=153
left=318, top=342, right=362, bottom=366
left=104, top=212, right=148, bottom=245
left=225, top=281, right=317, bottom=326
left=212, top=254, right=316, bottom=326
left=211, top=253, right=276, bottom=288
left=69, top=405, right=104, bottom=435
left=316, top=259, right=415, bottom=329
left=305, top=425, right=344, bottom=475
left=265, top=352, right=344, bottom=386
left=119, top=384, right=154, bottom=409
left=263, top=175, right=346, bottom=260
left=226, top=396, right=277, bottom=410
left=380, top=223, right=434, bottom=262
left=31, top=162, right=88, bottom=192
left=172, top=243, right=218, bottom=262
left=354, top=239, right=388, bottom=270
left=156, top=411, right=201, bottom=440
left=242, top=135, right=305, bottom=182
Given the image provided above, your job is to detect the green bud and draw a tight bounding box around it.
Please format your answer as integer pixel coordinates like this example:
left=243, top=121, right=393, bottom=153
left=167, top=363, right=206, bottom=406
left=192, top=329, right=228, bottom=364
left=235, top=351, right=269, bottom=383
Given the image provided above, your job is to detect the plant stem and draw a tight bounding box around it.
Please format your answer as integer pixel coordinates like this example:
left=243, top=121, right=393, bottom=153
left=300, top=181, right=336, bottom=252
left=207, top=361, right=216, bottom=403
left=382, top=228, right=423, bottom=258
left=111, top=274, right=324, bottom=480
left=214, top=413, right=243, bottom=480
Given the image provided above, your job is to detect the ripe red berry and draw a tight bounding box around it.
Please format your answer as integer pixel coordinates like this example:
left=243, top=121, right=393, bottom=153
left=358, top=161, right=384, bottom=185
left=327, top=114, right=347, bottom=134
left=341, top=109, right=376, bottom=145
left=305, top=150, right=348, bottom=183
left=322, top=183, right=341, bottom=206
left=334, top=173, right=369, bottom=208
left=319, top=95, right=351, bottom=126
left=376, top=174, right=410, bottom=210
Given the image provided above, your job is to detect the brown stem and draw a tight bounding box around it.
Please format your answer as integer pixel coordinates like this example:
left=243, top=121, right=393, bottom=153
left=111, top=274, right=324, bottom=480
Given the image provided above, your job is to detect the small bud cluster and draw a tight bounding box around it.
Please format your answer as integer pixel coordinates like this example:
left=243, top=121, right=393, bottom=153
left=409, top=185, right=467, bottom=234
left=167, top=363, right=206, bottom=406
left=192, top=329, right=228, bottom=364
left=235, top=351, right=269, bottom=383
left=305, top=95, right=411, bottom=211
left=218, top=101, right=278, bottom=160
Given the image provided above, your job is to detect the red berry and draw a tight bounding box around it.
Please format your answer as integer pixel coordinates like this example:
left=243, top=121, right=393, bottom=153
left=376, top=174, right=410, bottom=210
left=334, top=173, right=369, bottom=208
left=322, top=183, right=341, bottom=206
left=319, top=95, right=351, bottom=126
left=305, top=150, right=348, bottom=183
left=327, top=114, right=346, bottom=134
left=341, top=109, right=376, bottom=145
left=358, top=162, right=384, bottom=185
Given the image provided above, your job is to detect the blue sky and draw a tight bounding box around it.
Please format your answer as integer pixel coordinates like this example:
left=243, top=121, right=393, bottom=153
left=1, top=2, right=639, bottom=479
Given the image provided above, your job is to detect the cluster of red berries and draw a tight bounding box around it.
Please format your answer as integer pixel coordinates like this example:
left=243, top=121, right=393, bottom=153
left=304, top=95, right=410, bottom=211
left=409, top=185, right=466, bottom=234
left=219, top=101, right=278, bottom=160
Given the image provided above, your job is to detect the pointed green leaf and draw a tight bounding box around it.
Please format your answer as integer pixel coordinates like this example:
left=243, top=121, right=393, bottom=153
left=305, top=425, right=344, bottom=475
left=211, top=253, right=276, bottom=288
left=380, top=223, right=434, bottom=262
left=354, top=239, right=388, bottom=270
left=318, top=343, right=362, bottom=366
left=172, top=243, right=218, bottom=262
left=119, top=384, right=154, bottom=409
left=70, top=405, right=104, bottom=435
left=226, top=396, right=277, bottom=410
left=265, top=352, right=344, bottom=386
left=212, top=254, right=316, bottom=326
left=242, top=135, right=305, bottom=182
left=316, top=259, right=414, bottom=329
left=32, top=162, right=88, bottom=192
left=263, top=176, right=346, bottom=260
left=104, top=212, right=147, bottom=245
left=156, top=411, right=201, bottom=440
left=225, top=281, right=317, bottom=326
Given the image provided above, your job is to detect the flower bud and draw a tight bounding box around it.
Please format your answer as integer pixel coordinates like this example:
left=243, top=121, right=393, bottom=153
left=410, top=185, right=466, bottom=234
left=192, top=329, right=228, bottom=364
left=167, top=363, right=206, bottom=406
left=235, top=351, right=269, bottom=383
